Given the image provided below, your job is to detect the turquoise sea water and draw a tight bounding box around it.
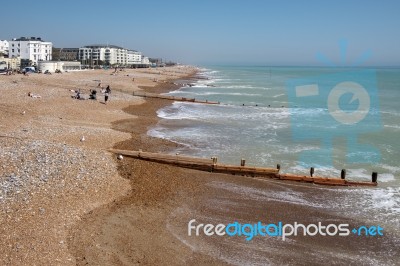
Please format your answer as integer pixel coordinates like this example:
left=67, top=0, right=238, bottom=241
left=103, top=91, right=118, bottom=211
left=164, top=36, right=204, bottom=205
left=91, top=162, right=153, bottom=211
left=149, top=66, right=400, bottom=232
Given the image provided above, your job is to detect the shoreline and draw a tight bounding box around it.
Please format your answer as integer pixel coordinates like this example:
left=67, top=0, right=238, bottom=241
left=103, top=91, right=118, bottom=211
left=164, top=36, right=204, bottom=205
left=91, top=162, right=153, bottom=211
left=68, top=71, right=225, bottom=264
left=67, top=72, right=231, bottom=265
left=1, top=66, right=398, bottom=265
left=68, top=70, right=399, bottom=265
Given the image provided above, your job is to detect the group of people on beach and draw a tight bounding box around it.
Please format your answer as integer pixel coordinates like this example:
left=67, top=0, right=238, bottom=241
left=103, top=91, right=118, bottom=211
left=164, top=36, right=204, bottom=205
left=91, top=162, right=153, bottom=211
left=71, top=84, right=111, bottom=104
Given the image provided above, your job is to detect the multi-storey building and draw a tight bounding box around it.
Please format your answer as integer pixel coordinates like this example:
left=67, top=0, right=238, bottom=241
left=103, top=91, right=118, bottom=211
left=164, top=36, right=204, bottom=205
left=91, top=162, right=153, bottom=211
left=52, top=48, right=79, bottom=61
left=0, top=40, right=9, bottom=56
left=8, top=37, right=52, bottom=65
left=79, top=45, right=128, bottom=66
left=127, top=50, right=142, bottom=66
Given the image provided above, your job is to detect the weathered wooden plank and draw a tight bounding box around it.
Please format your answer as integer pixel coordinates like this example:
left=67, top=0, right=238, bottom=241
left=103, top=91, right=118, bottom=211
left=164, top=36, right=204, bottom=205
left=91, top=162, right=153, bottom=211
left=109, top=149, right=378, bottom=187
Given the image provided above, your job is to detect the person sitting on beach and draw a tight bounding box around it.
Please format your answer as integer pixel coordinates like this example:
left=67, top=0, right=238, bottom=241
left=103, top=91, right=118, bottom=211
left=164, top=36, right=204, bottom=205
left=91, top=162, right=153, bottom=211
left=89, top=89, right=97, bottom=100
left=71, top=89, right=82, bottom=99
left=28, top=92, right=41, bottom=98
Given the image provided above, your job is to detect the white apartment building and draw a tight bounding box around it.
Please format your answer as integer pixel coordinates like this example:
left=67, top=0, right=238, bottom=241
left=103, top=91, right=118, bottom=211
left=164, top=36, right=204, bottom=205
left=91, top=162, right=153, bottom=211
left=8, top=37, right=52, bottom=64
left=79, top=45, right=128, bottom=66
left=127, top=50, right=142, bottom=65
left=0, top=40, right=9, bottom=56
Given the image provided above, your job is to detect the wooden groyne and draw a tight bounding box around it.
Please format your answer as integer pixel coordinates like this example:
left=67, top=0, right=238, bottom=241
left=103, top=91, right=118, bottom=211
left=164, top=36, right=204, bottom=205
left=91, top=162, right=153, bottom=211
left=109, top=149, right=378, bottom=187
left=132, top=91, right=220, bottom=105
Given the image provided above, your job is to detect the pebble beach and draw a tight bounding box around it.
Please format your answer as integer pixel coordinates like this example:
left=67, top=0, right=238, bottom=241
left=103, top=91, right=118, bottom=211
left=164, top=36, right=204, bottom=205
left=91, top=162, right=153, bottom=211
left=0, top=66, right=196, bottom=264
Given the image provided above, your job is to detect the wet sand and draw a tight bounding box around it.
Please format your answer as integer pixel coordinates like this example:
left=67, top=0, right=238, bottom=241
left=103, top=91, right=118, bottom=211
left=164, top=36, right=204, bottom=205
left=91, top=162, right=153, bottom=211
left=69, top=78, right=399, bottom=265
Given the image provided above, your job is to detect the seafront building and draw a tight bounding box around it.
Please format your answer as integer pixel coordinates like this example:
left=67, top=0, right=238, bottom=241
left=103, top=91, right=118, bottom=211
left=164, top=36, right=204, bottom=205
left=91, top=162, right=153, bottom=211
left=127, top=50, right=142, bottom=65
left=0, top=40, right=9, bottom=56
left=149, top=58, right=165, bottom=67
left=78, top=44, right=150, bottom=67
left=37, top=61, right=81, bottom=73
left=1, top=36, right=152, bottom=70
left=0, top=56, right=21, bottom=70
left=8, top=37, right=52, bottom=66
left=79, top=45, right=128, bottom=66
left=52, top=48, right=79, bottom=61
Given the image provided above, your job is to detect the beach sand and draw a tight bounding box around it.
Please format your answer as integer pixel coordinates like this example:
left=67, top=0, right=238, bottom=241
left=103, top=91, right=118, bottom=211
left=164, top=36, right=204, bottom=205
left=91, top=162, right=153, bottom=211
left=0, top=66, right=194, bottom=265
left=1, top=67, right=398, bottom=265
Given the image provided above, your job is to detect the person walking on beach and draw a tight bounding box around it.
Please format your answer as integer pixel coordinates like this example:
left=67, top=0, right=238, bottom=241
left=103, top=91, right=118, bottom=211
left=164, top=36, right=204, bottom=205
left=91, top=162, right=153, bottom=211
left=104, top=85, right=111, bottom=104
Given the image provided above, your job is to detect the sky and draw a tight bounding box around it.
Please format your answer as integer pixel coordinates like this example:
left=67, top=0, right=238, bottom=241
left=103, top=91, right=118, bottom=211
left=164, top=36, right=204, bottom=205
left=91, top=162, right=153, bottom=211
left=2, top=0, right=400, bottom=66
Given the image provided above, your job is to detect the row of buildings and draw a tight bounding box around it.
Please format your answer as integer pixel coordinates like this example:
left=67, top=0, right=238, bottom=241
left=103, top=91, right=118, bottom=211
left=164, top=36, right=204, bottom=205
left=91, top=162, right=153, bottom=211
left=0, top=37, right=154, bottom=71
left=67, top=45, right=150, bottom=67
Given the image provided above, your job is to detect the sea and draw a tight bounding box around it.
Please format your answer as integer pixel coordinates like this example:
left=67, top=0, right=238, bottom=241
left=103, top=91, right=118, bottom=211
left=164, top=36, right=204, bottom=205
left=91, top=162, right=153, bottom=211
left=149, top=66, right=400, bottom=241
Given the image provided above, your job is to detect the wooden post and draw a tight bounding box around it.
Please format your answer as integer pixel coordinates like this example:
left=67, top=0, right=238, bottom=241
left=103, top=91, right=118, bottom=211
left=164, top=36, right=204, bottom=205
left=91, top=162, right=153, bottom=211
left=240, top=159, right=246, bottom=167
left=372, top=172, right=378, bottom=183
left=341, top=169, right=346, bottom=179
left=310, top=167, right=314, bottom=177
left=277, top=164, right=281, bottom=172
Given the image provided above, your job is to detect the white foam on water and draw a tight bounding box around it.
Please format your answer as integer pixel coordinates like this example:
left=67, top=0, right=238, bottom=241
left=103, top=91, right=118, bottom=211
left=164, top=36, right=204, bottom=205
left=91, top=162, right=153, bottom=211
left=190, top=83, right=214, bottom=88
left=165, top=90, right=187, bottom=95
left=204, top=70, right=220, bottom=74
left=375, top=173, right=396, bottom=182
left=156, top=106, right=198, bottom=120
left=378, top=163, right=400, bottom=174
left=368, top=187, right=400, bottom=213
left=169, top=91, right=263, bottom=97
left=346, top=168, right=370, bottom=180
left=381, top=110, right=400, bottom=117
left=197, top=67, right=212, bottom=72
left=216, top=85, right=270, bottom=90
left=278, top=144, right=320, bottom=156
left=384, top=124, right=400, bottom=130
left=208, top=181, right=324, bottom=208
left=290, top=107, right=326, bottom=116
left=333, top=186, right=400, bottom=232
left=284, top=164, right=342, bottom=178
left=156, top=102, right=291, bottom=123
